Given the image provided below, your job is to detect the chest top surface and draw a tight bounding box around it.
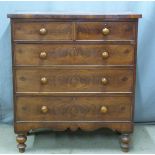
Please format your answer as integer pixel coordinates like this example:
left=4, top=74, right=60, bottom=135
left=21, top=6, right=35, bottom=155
left=7, top=12, right=142, bottom=19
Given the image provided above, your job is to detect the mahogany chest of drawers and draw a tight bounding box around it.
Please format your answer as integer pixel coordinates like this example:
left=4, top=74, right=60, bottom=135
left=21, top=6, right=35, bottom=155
left=8, top=13, right=141, bottom=153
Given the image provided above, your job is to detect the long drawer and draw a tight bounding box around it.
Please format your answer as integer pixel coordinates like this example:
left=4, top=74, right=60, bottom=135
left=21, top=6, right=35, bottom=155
left=15, top=68, right=133, bottom=92
left=16, top=96, right=132, bottom=122
left=14, top=44, right=134, bottom=66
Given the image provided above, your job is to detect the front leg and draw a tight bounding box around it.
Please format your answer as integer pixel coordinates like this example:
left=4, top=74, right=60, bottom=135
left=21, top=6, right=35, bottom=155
left=16, top=134, right=27, bottom=153
left=120, top=133, right=130, bottom=152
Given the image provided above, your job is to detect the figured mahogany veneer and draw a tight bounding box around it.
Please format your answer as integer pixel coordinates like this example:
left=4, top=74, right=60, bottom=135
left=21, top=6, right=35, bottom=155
left=8, top=13, right=141, bottom=153
left=13, top=22, right=73, bottom=40
left=14, top=44, right=134, bottom=65
left=16, top=96, right=132, bottom=122
left=15, top=68, right=133, bottom=92
left=76, top=22, right=136, bottom=40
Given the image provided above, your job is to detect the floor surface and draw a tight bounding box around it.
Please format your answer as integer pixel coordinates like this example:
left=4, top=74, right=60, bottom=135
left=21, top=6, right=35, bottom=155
left=0, top=124, right=154, bottom=154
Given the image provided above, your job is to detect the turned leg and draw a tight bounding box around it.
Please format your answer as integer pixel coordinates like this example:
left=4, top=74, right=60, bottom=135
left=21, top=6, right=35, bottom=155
left=120, top=133, right=130, bottom=152
left=16, top=134, right=27, bottom=153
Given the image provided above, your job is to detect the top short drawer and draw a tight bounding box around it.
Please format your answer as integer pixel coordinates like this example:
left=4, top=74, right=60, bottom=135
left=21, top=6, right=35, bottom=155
left=76, top=22, right=136, bottom=40
left=13, top=22, right=73, bottom=41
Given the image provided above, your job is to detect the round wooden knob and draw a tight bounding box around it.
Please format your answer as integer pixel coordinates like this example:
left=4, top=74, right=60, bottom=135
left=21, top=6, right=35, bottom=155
left=40, top=77, right=48, bottom=84
left=100, top=106, right=108, bottom=114
left=102, top=27, right=110, bottom=35
left=40, top=51, right=47, bottom=59
left=101, top=77, right=108, bottom=85
left=102, top=51, right=109, bottom=59
left=39, top=28, right=47, bottom=35
left=41, top=106, right=48, bottom=113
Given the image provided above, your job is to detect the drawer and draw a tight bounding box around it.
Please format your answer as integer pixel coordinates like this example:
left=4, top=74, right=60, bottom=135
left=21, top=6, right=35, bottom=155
left=13, top=22, right=73, bottom=40
left=76, top=22, right=136, bottom=40
left=15, top=68, right=133, bottom=92
left=16, top=96, right=132, bottom=121
left=14, top=44, right=134, bottom=65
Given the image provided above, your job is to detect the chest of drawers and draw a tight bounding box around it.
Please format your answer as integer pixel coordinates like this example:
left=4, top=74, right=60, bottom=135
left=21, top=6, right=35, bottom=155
left=8, top=13, right=141, bottom=153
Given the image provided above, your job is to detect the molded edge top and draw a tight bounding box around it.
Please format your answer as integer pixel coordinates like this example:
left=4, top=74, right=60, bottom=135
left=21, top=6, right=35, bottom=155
left=7, top=12, right=142, bottom=19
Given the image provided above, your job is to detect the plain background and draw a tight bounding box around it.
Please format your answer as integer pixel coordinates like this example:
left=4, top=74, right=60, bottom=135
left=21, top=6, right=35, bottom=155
left=0, top=1, right=155, bottom=124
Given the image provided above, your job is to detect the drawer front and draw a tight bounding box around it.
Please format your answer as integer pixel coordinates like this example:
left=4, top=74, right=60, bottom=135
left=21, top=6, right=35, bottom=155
left=14, top=44, right=134, bottom=65
left=13, top=22, right=73, bottom=40
left=15, top=68, right=133, bottom=92
left=16, top=96, right=132, bottom=121
left=77, top=22, right=136, bottom=40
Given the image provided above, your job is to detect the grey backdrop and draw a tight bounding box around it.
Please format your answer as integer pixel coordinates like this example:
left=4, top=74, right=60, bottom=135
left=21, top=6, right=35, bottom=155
left=0, top=1, right=155, bottom=124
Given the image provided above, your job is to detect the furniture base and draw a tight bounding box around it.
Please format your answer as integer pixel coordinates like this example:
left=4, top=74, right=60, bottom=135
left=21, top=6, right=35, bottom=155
left=15, top=122, right=132, bottom=153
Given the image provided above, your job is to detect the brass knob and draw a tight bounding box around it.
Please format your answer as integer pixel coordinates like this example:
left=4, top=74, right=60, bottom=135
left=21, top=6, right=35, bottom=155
left=40, top=77, right=48, bottom=84
left=101, top=77, right=108, bottom=85
left=102, top=27, right=110, bottom=35
left=39, top=28, right=47, bottom=35
left=41, top=106, right=48, bottom=113
left=100, top=106, right=108, bottom=114
left=40, top=51, right=47, bottom=59
left=102, top=51, right=109, bottom=59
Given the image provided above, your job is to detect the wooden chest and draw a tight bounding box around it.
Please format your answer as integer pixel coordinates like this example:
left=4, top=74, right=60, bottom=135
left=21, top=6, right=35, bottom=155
left=8, top=13, right=141, bottom=153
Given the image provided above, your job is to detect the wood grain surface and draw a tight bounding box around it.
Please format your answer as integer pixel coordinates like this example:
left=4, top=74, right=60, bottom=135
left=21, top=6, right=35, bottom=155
left=76, top=22, right=136, bottom=40
left=15, top=68, right=134, bottom=92
left=14, top=44, right=134, bottom=65
left=16, top=96, right=132, bottom=122
left=13, top=22, right=73, bottom=40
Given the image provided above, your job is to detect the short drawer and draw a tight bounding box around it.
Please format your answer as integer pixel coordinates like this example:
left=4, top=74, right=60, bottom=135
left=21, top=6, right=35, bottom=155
left=16, top=96, right=132, bottom=122
left=13, top=22, right=73, bottom=40
left=15, top=68, right=133, bottom=92
left=14, top=44, right=134, bottom=65
left=76, top=22, right=136, bottom=40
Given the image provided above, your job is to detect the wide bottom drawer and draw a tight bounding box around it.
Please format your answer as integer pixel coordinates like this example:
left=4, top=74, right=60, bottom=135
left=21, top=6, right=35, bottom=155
left=16, top=96, right=132, bottom=122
